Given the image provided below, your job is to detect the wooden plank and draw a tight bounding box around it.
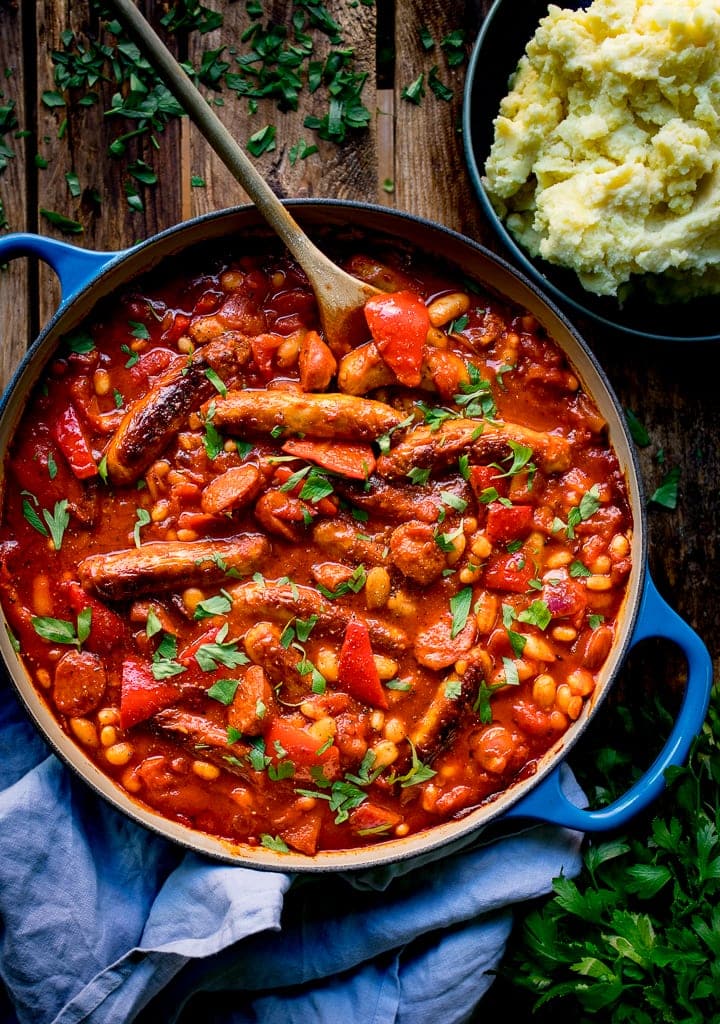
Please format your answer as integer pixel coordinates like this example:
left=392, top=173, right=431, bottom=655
left=187, top=0, right=378, bottom=221
left=0, top=0, right=30, bottom=392
left=393, top=0, right=488, bottom=239
left=34, top=1, right=184, bottom=326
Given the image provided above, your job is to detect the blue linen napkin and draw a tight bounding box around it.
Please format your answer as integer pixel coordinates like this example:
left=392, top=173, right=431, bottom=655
left=0, top=675, right=585, bottom=1024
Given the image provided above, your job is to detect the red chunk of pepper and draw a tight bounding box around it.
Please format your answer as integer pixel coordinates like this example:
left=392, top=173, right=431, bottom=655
left=469, top=465, right=508, bottom=501
left=265, top=719, right=340, bottom=777
left=120, top=658, right=179, bottom=729
left=52, top=404, right=97, bottom=479
left=483, top=552, right=535, bottom=593
left=65, top=581, right=126, bottom=655
left=485, top=503, right=534, bottom=544
left=337, top=618, right=388, bottom=709
left=364, top=290, right=429, bottom=387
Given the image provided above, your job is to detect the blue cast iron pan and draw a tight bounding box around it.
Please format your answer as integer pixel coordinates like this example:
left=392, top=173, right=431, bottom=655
left=0, top=201, right=713, bottom=870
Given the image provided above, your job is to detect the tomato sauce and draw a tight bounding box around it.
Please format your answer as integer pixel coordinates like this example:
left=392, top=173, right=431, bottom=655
left=0, top=240, right=632, bottom=856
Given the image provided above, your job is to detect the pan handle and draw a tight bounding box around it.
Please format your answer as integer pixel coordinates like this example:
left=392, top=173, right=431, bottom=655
left=504, top=573, right=713, bottom=832
left=0, top=233, right=123, bottom=304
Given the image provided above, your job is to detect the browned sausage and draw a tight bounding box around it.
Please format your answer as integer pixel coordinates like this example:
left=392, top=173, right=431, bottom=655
left=376, top=417, right=572, bottom=479
left=227, top=664, right=273, bottom=736
left=338, top=341, right=469, bottom=399
left=106, top=334, right=250, bottom=485
left=229, top=580, right=410, bottom=652
left=389, top=521, right=447, bottom=585
left=414, top=614, right=478, bottom=671
left=244, top=621, right=309, bottom=702
left=152, top=708, right=251, bottom=778
left=200, top=464, right=264, bottom=515
left=78, top=535, right=270, bottom=601
left=206, top=390, right=405, bottom=441
left=299, top=331, right=337, bottom=392
left=312, top=519, right=388, bottom=566
left=407, top=668, right=477, bottom=761
left=53, top=649, right=107, bottom=716
left=335, top=478, right=470, bottom=526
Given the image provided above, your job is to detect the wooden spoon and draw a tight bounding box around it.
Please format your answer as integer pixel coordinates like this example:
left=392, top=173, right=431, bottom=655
left=107, top=0, right=379, bottom=353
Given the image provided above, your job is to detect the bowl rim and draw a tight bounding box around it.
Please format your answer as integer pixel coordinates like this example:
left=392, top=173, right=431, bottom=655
left=0, top=199, right=646, bottom=872
left=462, top=0, right=720, bottom=344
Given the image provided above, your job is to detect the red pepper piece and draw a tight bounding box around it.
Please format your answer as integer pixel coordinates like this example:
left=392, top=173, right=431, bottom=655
left=129, top=347, right=176, bottom=386
left=469, top=464, right=508, bottom=501
left=65, top=581, right=126, bottom=655
left=160, top=311, right=191, bottom=345
left=364, top=290, right=430, bottom=387
left=483, top=552, right=535, bottom=593
left=486, top=503, right=534, bottom=543
left=281, top=439, right=376, bottom=480
left=52, top=403, right=97, bottom=479
left=120, top=658, right=179, bottom=729
left=250, top=333, right=284, bottom=379
left=337, top=618, right=388, bottom=709
left=178, top=626, right=221, bottom=667
left=265, top=719, right=340, bottom=776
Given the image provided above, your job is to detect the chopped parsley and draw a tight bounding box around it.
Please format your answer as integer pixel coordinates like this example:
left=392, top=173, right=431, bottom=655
left=195, top=624, right=249, bottom=671
left=193, top=590, right=233, bottom=620
left=650, top=467, right=680, bottom=510
left=206, top=677, right=240, bottom=705
left=316, top=563, right=367, bottom=599
left=260, top=834, right=289, bottom=853
left=449, top=586, right=473, bottom=638
left=454, top=364, right=497, bottom=420
left=32, top=607, right=91, bottom=649
left=133, top=506, right=151, bottom=547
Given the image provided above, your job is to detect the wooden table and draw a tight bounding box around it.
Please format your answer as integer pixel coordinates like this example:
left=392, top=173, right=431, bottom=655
left=2, top=0, right=717, bottom=675
left=0, top=0, right=717, bottom=1017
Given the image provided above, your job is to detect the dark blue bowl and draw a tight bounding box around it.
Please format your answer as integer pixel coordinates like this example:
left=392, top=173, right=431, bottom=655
left=463, top=0, right=720, bottom=342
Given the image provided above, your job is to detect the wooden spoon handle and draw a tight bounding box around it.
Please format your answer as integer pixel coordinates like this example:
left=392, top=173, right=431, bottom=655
left=107, top=0, right=336, bottom=277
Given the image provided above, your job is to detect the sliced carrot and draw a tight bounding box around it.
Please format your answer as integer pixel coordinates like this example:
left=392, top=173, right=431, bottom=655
left=281, top=439, right=376, bottom=480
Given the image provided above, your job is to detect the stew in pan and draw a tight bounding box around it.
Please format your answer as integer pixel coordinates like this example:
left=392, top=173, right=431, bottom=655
left=0, top=240, right=632, bottom=855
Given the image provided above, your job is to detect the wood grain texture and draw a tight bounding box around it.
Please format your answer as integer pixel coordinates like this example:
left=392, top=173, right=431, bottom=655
left=0, top=0, right=30, bottom=380
left=392, top=0, right=487, bottom=238
left=187, top=0, right=378, bottom=220
left=34, top=1, right=184, bottom=323
left=0, top=0, right=716, bottom=684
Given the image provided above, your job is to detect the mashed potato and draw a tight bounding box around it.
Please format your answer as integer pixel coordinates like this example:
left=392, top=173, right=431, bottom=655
left=482, top=0, right=720, bottom=298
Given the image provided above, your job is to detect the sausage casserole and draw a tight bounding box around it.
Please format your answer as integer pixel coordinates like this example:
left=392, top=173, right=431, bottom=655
left=0, top=239, right=632, bottom=856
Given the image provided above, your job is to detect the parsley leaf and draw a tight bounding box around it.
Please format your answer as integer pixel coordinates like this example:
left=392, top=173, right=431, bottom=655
left=450, top=586, right=473, bottom=638
left=650, top=467, right=680, bottom=509
left=206, top=677, right=240, bottom=705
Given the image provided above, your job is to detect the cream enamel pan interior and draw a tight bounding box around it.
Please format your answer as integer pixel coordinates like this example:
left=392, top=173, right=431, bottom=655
left=0, top=201, right=672, bottom=872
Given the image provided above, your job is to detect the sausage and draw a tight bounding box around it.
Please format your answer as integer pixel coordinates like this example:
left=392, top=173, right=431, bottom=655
left=312, top=519, right=388, bottom=566
left=206, top=390, right=405, bottom=441
left=152, top=708, right=251, bottom=778
left=335, top=477, right=471, bottom=525
left=408, top=668, right=477, bottom=762
left=376, top=417, right=572, bottom=479
left=78, top=535, right=270, bottom=601
left=227, top=664, right=273, bottom=736
left=389, top=521, right=447, bottom=585
left=229, top=580, right=410, bottom=652
left=53, top=649, right=107, bottom=716
left=338, top=341, right=469, bottom=399
left=244, top=621, right=308, bottom=700
left=106, top=334, right=250, bottom=485
left=414, top=614, right=478, bottom=671
left=200, top=464, right=264, bottom=515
